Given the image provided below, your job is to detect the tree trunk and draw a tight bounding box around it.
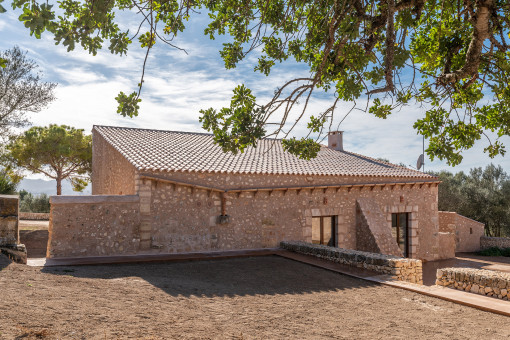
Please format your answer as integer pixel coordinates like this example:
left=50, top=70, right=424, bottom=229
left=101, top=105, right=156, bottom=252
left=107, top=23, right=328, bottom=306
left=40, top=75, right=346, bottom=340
left=56, top=176, right=62, bottom=195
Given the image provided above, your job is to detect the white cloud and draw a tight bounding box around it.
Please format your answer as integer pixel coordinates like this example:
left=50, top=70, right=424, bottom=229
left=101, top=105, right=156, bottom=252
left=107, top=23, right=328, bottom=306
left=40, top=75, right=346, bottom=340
left=1, top=9, right=508, bottom=178
left=53, top=67, right=107, bottom=84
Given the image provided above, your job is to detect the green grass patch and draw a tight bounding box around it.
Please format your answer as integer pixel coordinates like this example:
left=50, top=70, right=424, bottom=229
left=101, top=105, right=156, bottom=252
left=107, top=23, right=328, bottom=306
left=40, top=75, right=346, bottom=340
left=477, top=247, right=510, bottom=257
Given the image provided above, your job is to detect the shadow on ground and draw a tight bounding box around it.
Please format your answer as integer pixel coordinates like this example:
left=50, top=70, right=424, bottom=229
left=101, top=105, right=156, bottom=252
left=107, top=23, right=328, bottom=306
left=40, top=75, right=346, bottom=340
left=20, top=230, right=48, bottom=258
left=0, top=253, right=12, bottom=270
left=41, top=255, right=376, bottom=297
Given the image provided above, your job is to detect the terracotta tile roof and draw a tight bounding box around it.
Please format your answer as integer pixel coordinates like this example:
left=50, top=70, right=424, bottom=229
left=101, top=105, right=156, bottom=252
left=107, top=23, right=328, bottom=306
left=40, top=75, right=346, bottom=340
left=93, top=125, right=436, bottom=179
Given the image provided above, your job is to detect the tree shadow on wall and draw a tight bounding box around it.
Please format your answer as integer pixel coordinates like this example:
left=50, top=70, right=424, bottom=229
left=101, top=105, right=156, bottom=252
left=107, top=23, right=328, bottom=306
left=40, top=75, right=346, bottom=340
left=41, top=255, right=377, bottom=298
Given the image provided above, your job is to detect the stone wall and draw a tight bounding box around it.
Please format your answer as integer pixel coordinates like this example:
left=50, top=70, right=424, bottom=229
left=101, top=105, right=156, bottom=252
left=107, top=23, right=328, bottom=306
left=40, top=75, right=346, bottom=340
left=281, top=241, right=423, bottom=284
left=0, top=195, right=19, bottom=246
left=19, top=212, right=50, bottom=220
left=133, top=175, right=442, bottom=260
left=356, top=198, right=402, bottom=256
left=439, top=211, right=484, bottom=252
left=480, top=236, right=510, bottom=250
left=92, top=130, right=137, bottom=195
left=47, top=195, right=141, bottom=258
left=437, top=232, right=456, bottom=259
left=436, top=267, right=510, bottom=300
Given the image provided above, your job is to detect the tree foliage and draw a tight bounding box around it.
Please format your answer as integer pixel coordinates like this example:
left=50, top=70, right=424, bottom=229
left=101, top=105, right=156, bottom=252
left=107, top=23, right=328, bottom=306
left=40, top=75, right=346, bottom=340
left=0, top=46, right=56, bottom=139
left=0, top=168, right=17, bottom=195
left=19, top=189, right=50, bottom=213
left=2, top=125, right=92, bottom=195
left=6, top=0, right=510, bottom=164
left=434, top=164, right=510, bottom=237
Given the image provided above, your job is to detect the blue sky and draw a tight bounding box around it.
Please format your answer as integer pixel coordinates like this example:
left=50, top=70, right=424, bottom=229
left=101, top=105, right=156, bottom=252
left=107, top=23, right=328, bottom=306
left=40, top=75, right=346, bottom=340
left=1, top=6, right=509, bottom=177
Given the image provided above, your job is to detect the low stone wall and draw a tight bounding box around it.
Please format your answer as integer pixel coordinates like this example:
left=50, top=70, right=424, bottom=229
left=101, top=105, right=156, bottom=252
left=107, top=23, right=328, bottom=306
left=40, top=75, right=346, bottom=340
left=481, top=236, right=510, bottom=250
left=19, top=212, right=50, bottom=220
left=0, top=195, right=19, bottom=246
left=436, top=267, right=510, bottom=300
left=48, top=195, right=141, bottom=258
left=280, top=241, right=423, bottom=284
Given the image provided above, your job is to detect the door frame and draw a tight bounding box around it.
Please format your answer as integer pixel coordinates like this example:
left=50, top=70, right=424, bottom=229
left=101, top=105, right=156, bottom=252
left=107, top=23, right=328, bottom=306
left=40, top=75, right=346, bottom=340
left=312, top=215, right=337, bottom=247
left=392, top=212, right=409, bottom=257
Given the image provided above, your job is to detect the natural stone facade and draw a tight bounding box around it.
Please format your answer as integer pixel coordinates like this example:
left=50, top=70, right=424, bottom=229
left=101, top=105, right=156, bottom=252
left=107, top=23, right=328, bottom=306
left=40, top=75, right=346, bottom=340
left=480, top=236, right=510, bottom=250
left=48, top=195, right=141, bottom=257
left=0, top=195, right=27, bottom=264
left=356, top=198, right=403, bottom=257
left=92, top=131, right=137, bottom=195
left=439, top=211, right=484, bottom=252
left=436, top=267, right=510, bottom=300
left=281, top=241, right=423, bottom=284
left=137, top=174, right=441, bottom=260
left=0, top=195, right=19, bottom=246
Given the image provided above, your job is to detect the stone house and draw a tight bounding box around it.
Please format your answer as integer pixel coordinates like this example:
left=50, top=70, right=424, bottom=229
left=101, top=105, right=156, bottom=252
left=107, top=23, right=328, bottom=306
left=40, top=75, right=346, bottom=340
left=49, top=126, right=450, bottom=261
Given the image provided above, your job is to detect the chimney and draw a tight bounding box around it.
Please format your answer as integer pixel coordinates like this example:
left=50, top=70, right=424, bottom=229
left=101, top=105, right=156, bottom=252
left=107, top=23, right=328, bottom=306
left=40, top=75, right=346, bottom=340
left=328, top=131, right=343, bottom=151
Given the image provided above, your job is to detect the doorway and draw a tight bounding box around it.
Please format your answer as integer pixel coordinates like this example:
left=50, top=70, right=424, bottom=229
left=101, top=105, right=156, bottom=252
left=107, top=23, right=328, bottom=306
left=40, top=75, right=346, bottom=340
left=312, top=216, right=337, bottom=247
left=392, top=213, right=409, bottom=257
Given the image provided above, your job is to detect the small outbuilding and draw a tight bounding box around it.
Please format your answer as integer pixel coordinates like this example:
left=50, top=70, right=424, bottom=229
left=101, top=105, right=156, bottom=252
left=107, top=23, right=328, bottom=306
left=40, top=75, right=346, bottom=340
left=48, top=126, right=451, bottom=261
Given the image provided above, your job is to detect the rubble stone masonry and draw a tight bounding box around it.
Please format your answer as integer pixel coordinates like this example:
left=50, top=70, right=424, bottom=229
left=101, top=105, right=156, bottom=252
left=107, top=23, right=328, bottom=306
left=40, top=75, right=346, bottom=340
left=48, top=195, right=141, bottom=257
left=0, top=195, right=19, bottom=246
left=481, top=236, right=510, bottom=250
left=142, top=172, right=441, bottom=260
left=92, top=130, right=137, bottom=195
left=436, top=267, right=510, bottom=300
left=439, top=211, right=484, bottom=252
left=281, top=241, right=423, bottom=284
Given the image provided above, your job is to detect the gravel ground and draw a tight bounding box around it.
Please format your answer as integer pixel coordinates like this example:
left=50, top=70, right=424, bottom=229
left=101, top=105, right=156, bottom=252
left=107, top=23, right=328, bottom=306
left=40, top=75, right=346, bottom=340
left=0, top=255, right=509, bottom=339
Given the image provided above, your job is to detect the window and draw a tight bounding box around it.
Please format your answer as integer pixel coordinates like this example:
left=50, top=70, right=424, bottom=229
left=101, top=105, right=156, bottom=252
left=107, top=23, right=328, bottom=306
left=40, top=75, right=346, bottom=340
left=312, top=216, right=337, bottom=247
left=391, top=213, right=409, bottom=257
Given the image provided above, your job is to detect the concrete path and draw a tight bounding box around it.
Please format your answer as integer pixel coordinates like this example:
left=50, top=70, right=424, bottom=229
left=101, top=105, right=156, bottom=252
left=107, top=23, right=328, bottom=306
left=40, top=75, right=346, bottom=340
left=277, top=251, right=510, bottom=317
left=27, top=248, right=281, bottom=267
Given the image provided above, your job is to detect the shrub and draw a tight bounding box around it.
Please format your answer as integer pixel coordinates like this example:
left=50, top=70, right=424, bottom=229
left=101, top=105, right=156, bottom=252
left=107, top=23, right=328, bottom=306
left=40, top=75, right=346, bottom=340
left=478, top=247, right=510, bottom=257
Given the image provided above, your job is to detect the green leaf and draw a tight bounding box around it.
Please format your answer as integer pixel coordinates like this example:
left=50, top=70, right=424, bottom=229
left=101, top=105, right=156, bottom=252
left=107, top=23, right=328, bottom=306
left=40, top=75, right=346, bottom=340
left=116, top=91, right=141, bottom=118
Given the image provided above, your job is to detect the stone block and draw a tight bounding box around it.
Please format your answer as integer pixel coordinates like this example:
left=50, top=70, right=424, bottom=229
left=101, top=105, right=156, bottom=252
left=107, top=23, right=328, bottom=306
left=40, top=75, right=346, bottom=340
left=140, top=204, right=151, bottom=214
left=140, top=222, right=152, bottom=232
left=0, top=195, right=19, bottom=246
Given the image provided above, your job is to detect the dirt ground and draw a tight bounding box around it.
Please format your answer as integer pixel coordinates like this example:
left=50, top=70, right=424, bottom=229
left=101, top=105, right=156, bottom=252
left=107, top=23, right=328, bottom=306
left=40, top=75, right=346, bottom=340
left=1, top=255, right=509, bottom=340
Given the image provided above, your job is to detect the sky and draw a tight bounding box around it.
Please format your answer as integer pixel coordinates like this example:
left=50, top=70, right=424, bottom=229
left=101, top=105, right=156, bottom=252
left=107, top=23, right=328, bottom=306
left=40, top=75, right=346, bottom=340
left=1, top=5, right=509, bottom=179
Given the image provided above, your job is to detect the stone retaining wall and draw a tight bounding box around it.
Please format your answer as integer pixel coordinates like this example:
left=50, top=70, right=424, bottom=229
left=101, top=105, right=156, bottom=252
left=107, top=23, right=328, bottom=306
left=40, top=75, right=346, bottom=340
left=48, top=195, right=141, bottom=258
left=19, top=212, right=50, bottom=220
left=481, top=236, right=510, bottom=250
left=436, top=267, right=510, bottom=300
left=0, top=195, right=19, bottom=246
left=280, top=241, right=423, bottom=284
